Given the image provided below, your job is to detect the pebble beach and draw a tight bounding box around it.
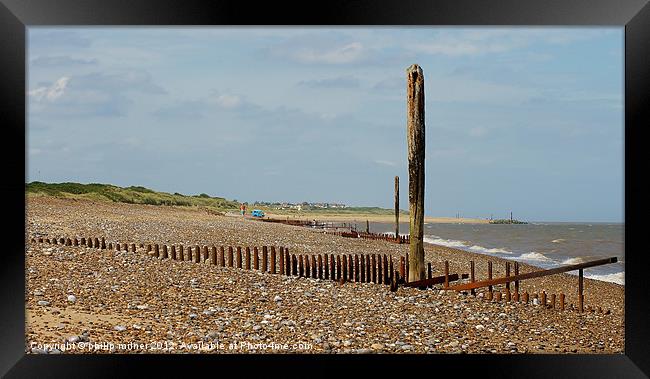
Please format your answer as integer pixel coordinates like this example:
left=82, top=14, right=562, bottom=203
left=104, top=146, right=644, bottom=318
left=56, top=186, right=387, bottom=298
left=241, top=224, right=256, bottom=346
left=25, top=196, right=625, bottom=354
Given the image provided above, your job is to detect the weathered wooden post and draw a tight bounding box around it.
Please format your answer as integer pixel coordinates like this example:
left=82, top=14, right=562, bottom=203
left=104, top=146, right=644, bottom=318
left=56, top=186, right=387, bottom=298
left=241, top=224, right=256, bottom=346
left=384, top=255, right=389, bottom=284
left=279, top=248, right=284, bottom=275
left=318, top=254, right=323, bottom=279
left=360, top=254, right=365, bottom=282
left=487, top=261, right=493, bottom=300
left=394, top=176, right=400, bottom=242
left=195, top=245, right=201, bottom=263
left=336, top=255, right=341, bottom=281
left=406, top=64, right=426, bottom=282
left=550, top=294, right=556, bottom=309
left=560, top=293, right=565, bottom=311
left=219, top=246, right=225, bottom=266
left=523, top=291, right=529, bottom=304
left=342, top=255, right=348, bottom=283
left=371, top=254, right=377, bottom=283
left=399, top=256, right=405, bottom=282
left=505, top=262, right=511, bottom=292
left=210, top=246, right=217, bottom=265
left=405, top=253, right=410, bottom=283
left=271, top=247, right=277, bottom=274
left=514, top=262, right=520, bottom=301
left=578, top=268, right=584, bottom=313
left=298, top=254, right=304, bottom=277
left=470, top=260, right=475, bottom=295
left=171, top=245, right=176, bottom=260
left=366, top=255, right=371, bottom=282
left=444, top=260, right=449, bottom=288
left=366, top=220, right=370, bottom=234
left=227, top=246, right=234, bottom=267
left=324, top=253, right=330, bottom=279
left=253, top=247, right=259, bottom=270
left=262, top=246, right=268, bottom=272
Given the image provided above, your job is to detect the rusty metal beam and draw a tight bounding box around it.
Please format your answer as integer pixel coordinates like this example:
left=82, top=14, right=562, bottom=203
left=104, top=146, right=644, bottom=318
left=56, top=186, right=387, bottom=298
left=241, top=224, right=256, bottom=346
left=449, top=257, right=617, bottom=291
left=403, top=273, right=468, bottom=288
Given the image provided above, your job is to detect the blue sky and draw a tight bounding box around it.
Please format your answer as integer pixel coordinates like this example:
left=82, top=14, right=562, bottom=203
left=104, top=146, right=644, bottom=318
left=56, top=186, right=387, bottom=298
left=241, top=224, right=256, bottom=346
left=27, top=27, right=624, bottom=222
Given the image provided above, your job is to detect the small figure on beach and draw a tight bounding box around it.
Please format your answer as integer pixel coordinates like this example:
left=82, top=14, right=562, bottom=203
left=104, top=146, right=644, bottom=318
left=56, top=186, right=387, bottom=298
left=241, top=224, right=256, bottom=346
left=240, top=203, right=246, bottom=216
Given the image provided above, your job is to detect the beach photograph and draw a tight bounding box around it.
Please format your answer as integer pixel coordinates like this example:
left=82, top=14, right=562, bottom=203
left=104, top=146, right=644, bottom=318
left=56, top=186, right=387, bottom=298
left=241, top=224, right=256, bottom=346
left=25, top=27, right=624, bottom=354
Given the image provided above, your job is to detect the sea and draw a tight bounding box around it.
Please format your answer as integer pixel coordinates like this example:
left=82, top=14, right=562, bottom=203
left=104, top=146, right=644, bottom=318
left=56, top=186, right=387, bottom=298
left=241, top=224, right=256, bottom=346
left=367, top=221, right=624, bottom=285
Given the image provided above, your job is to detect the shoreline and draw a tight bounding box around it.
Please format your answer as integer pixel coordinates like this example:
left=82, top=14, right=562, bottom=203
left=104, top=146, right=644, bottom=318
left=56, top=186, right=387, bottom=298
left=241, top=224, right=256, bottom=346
left=260, top=212, right=491, bottom=224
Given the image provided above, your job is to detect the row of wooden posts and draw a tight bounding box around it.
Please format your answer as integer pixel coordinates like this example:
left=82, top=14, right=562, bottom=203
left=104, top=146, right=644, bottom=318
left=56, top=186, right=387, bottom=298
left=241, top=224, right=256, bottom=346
left=322, top=230, right=409, bottom=244
left=32, top=236, right=415, bottom=286
left=30, top=236, right=606, bottom=314
left=427, top=259, right=606, bottom=314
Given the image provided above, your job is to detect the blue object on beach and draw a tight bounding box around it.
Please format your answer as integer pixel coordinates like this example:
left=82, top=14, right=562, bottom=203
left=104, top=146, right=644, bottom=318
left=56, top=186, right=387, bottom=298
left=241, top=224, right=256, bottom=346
left=251, top=209, right=265, bottom=218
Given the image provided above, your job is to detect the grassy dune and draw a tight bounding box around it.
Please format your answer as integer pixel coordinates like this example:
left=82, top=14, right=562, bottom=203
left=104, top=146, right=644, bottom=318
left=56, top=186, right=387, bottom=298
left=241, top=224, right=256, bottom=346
left=25, top=182, right=403, bottom=217
left=26, top=181, right=488, bottom=223
left=26, top=182, right=239, bottom=211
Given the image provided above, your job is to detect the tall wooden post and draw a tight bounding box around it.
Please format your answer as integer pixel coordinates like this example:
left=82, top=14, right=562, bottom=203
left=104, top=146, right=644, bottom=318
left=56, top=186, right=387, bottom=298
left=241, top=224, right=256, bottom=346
left=578, top=268, right=584, bottom=313
left=394, top=176, right=400, bottom=240
left=406, top=64, right=426, bottom=282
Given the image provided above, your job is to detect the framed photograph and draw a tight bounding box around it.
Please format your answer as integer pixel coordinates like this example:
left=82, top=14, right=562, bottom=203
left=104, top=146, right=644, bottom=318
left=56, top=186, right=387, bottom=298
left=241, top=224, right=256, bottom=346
left=2, top=0, right=648, bottom=377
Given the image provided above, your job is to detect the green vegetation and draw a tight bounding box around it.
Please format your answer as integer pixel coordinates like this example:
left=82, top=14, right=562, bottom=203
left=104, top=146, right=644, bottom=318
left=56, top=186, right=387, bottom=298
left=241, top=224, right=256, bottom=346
left=26, top=181, right=240, bottom=210
left=26, top=181, right=407, bottom=217
left=489, top=219, right=528, bottom=224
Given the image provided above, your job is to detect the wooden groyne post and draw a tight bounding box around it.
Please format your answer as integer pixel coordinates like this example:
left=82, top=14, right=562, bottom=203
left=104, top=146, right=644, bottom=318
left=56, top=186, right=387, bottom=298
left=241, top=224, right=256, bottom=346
left=406, top=63, right=426, bottom=282
left=394, top=176, right=400, bottom=241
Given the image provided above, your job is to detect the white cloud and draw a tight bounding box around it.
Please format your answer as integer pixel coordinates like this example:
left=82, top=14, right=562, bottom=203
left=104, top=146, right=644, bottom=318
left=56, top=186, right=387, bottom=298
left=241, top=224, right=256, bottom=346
left=28, top=76, right=70, bottom=102
left=374, top=159, right=397, bottom=167
left=211, top=94, right=242, bottom=109
left=428, top=76, right=539, bottom=105
left=408, top=29, right=616, bottom=56
left=292, top=42, right=365, bottom=64
left=269, top=34, right=369, bottom=65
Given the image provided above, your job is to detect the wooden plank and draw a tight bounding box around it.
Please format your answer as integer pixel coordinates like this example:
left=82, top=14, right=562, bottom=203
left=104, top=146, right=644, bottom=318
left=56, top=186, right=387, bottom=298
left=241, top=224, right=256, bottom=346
left=449, top=257, right=617, bottom=291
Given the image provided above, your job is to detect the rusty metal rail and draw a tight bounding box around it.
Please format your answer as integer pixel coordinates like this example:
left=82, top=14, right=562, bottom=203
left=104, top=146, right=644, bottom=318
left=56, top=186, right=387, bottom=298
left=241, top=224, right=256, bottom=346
left=449, top=257, right=617, bottom=291
left=403, top=273, right=469, bottom=288
left=29, top=236, right=614, bottom=315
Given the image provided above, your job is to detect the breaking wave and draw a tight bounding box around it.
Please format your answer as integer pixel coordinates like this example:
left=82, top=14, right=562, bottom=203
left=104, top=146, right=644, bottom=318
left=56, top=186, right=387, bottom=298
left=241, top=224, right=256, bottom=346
left=561, top=257, right=587, bottom=265
left=515, top=252, right=555, bottom=262
left=585, top=272, right=624, bottom=285
left=468, top=245, right=513, bottom=255
left=423, top=236, right=468, bottom=249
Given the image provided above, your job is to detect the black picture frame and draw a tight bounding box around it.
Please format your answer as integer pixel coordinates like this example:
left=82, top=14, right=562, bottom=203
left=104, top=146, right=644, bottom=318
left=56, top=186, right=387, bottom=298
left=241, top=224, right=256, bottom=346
left=1, top=0, right=648, bottom=377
